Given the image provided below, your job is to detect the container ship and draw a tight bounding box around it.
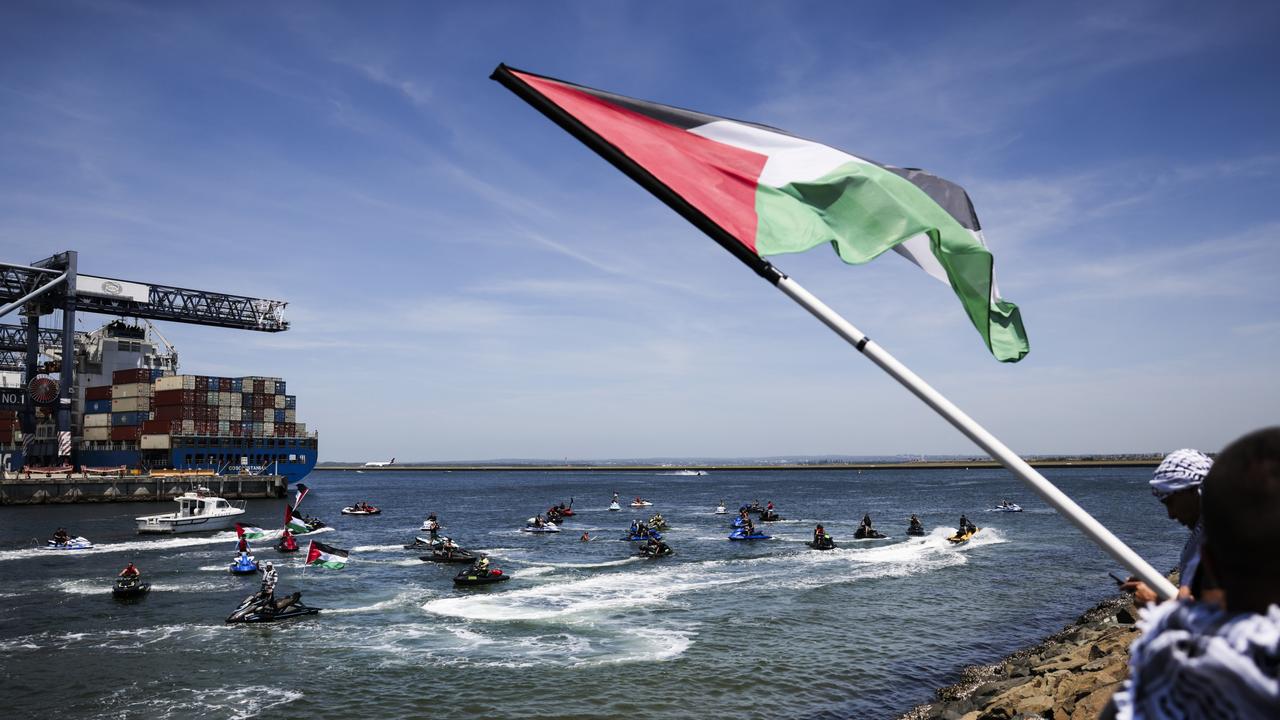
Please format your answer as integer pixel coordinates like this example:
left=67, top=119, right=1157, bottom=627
left=0, top=321, right=317, bottom=485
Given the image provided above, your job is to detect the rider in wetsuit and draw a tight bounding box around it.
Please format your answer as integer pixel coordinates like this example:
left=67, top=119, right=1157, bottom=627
left=957, top=514, right=976, bottom=534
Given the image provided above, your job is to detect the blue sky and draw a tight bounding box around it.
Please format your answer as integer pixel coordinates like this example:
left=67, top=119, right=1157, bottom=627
left=2, top=1, right=1277, bottom=461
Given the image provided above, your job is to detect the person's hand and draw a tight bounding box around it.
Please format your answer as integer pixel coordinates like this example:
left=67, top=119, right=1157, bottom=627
left=1120, top=577, right=1158, bottom=606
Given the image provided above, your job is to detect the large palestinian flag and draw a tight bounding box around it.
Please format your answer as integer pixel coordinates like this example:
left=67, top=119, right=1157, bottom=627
left=492, top=65, right=1028, bottom=362
left=305, top=540, right=349, bottom=569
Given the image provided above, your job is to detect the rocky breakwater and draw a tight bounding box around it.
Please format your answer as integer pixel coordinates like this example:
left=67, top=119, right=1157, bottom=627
left=900, top=594, right=1142, bottom=720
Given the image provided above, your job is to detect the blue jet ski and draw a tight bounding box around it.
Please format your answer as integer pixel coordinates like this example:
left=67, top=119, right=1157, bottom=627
left=728, top=528, right=771, bottom=541
left=622, top=530, right=663, bottom=542
left=229, top=552, right=260, bottom=575
left=731, top=516, right=749, bottom=528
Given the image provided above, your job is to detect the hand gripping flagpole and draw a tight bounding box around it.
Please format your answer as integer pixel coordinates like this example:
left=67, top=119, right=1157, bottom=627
left=773, top=273, right=1178, bottom=600
left=490, top=64, right=1178, bottom=601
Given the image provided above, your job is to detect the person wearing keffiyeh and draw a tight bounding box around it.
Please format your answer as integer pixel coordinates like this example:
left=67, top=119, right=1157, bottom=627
left=1109, top=427, right=1280, bottom=719
left=1122, top=448, right=1216, bottom=604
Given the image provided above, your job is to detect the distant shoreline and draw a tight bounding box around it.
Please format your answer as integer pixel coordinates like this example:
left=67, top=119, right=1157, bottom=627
left=316, top=458, right=1160, bottom=472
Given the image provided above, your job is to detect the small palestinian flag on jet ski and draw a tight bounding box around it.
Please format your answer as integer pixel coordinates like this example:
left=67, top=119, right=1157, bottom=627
left=292, top=483, right=310, bottom=512
left=284, top=506, right=310, bottom=534
left=305, top=540, right=349, bottom=569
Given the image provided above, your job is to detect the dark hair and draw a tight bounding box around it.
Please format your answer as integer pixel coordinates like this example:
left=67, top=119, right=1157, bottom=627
left=1202, top=427, right=1280, bottom=607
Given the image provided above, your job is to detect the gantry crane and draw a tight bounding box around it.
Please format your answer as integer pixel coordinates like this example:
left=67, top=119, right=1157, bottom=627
left=0, top=250, right=290, bottom=467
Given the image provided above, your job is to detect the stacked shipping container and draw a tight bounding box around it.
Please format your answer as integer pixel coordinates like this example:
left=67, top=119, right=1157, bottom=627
left=79, top=370, right=303, bottom=448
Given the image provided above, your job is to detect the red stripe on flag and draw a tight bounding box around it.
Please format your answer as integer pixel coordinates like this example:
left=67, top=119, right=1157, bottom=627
left=515, top=71, right=767, bottom=253
left=305, top=541, right=321, bottom=564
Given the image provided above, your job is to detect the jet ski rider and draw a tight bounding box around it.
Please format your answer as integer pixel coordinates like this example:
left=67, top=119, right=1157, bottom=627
left=470, top=556, right=491, bottom=575
left=52, top=528, right=71, bottom=545
left=424, top=513, right=440, bottom=540
left=259, top=561, right=278, bottom=601
left=119, top=562, right=140, bottom=578
left=957, top=514, right=976, bottom=535
left=860, top=513, right=874, bottom=532
left=909, top=514, right=924, bottom=532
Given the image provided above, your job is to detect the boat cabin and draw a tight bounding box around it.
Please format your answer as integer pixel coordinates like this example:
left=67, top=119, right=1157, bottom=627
left=176, top=493, right=232, bottom=517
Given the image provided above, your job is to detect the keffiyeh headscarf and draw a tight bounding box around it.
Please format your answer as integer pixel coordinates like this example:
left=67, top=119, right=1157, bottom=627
left=1151, top=449, right=1213, bottom=500
left=1114, top=600, right=1280, bottom=719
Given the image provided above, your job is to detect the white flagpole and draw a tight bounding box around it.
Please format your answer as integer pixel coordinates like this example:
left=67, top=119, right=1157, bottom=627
left=775, top=274, right=1178, bottom=600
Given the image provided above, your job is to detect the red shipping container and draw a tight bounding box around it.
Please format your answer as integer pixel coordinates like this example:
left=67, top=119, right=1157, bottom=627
left=154, top=405, right=196, bottom=422
left=112, top=368, right=152, bottom=384
left=110, top=426, right=142, bottom=441
left=154, top=389, right=198, bottom=406
left=194, top=376, right=209, bottom=391
left=85, top=385, right=113, bottom=401
left=141, top=419, right=179, bottom=434
left=218, top=378, right=232, bottom=392
left=250, top=408, right=264, bottom=421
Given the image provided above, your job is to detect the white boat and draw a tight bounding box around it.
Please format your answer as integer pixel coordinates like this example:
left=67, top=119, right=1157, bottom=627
left=607, top=501, right=621, bottom=511
left=991, top=502, right=1023, bottom=512
left=135, top=490, right=246, bottom=534
left=714, top=504, right=727, bottom=514
left=629, top=499, right=653, bottom=508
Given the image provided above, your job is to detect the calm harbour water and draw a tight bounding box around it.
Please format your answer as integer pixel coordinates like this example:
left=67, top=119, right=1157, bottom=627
left=0, top=467, right=1181, bottom=719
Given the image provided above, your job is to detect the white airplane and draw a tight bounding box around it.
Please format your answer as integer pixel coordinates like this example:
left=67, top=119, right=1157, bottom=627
left=363, top=457, right=395, bottom=467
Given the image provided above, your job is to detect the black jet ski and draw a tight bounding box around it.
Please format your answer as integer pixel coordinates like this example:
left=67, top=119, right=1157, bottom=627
left=421, top=547, right=477, bottom=564
left=854, top=526, right=887, bottom=540
left=453, top=568, right=510, bottom=586
left=807, top=537, right=837, bottom=550
left=637, top=542, right=674, bottom=558
left=759, top=509, right=782, bottom=522
left=906, top=524, right=926, bottom=537
left=112, top=575, right=151, bottom=599
left=226, top=591, right=320, bottom=623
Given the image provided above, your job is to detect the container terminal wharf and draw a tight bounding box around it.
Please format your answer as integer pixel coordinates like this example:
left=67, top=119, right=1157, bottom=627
left=321, top=457, right=1163, bottom=473
left=0, top=468, right=287, bottom=505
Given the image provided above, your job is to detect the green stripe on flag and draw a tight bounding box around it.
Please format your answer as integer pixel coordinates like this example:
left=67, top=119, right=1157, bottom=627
left=754, top=162, right=1028, bottom=362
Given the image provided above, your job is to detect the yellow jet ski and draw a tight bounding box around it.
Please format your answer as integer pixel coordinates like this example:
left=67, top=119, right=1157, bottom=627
left=947, top=527, right=981, bottom=544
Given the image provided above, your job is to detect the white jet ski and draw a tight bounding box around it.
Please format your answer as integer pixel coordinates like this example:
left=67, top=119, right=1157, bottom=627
left=45, top=536, right=94, bottom=550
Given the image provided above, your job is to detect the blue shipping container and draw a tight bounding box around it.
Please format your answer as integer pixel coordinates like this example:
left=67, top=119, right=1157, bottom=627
left=85, top=399, right=112, bottom=414
left=111, top=411, right=146, bottom=426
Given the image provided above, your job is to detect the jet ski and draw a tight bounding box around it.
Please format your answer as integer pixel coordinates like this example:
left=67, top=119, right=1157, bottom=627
left=275, top=537, right=299, bottom=553
left=420, top=547, right=477, bottom=563
left=453, top=568, right=510, bottom=586
left=728, top=528, right=771, bottom=541
left=622, top=530, right=663, bottom=542
left=648, top=513, right=668, bottom=530
left=991, top=502, right=1023, bottom=512
left=948, top=527, right=981, bottom=544
left=637, top=542, right=674, bottom=558
left=906, top=524, right=927, bottom=537
left=300, top=516, right=326, bottom=532
left=854, top=527, right=887, bottom=540
left=745, top=502, right=764, bottom=515
left=629, top=499, right=653, bottom=508
left=807, top=537, right=837, bottom=550
left=731, top=516, right=750, bottom=528
left=714, top=503, right=727, bottom=514
left=229, top=552, right=260, bottom=575
left=45, top=536, right=93, bottom=550
left=522, top=523, right=561, bottom=533
left=112, top=575, right=151, bottom=599
left=607, top=501, right=621, bottom=511
left=226, top=591, right=320, bottom=623
left=341, top=505, right=381, bottom=515
left=759, top=509, right=782, bottom=522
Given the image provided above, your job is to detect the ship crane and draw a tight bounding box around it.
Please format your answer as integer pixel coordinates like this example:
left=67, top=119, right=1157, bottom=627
left=0, top=250, right=290, bottom=467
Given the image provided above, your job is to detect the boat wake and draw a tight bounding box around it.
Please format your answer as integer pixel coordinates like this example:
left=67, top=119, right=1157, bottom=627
left=0, top=526, right=334, bottom=563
